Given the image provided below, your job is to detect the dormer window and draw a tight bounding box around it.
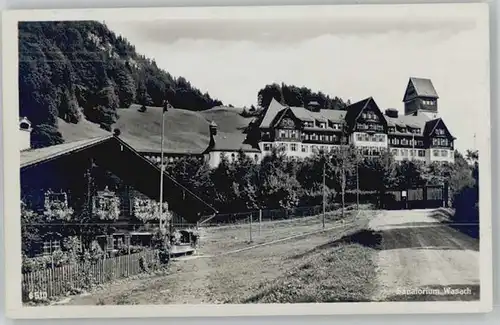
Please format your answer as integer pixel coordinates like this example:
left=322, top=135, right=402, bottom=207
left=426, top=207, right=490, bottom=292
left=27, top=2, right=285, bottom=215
left=388, top=127, right=395, bottom=133
left=435, top=129, right=445, bottom=136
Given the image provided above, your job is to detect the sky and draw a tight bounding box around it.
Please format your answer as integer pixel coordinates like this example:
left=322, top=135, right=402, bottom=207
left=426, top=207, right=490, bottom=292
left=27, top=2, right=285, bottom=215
left=104, top=5, right=489, bottom=153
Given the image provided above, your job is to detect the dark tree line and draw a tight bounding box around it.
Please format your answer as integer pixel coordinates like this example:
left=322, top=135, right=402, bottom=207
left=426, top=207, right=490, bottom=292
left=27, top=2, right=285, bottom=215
left=165, top=148, right=477, bottom=215
left=18, top=21, right=223, bottom=148
left=257, top=82, right=350, bottom=110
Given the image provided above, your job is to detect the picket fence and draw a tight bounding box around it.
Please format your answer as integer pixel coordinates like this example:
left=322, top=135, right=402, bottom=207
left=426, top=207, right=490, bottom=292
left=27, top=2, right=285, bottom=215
left=22, top=250, right=158, bottom=301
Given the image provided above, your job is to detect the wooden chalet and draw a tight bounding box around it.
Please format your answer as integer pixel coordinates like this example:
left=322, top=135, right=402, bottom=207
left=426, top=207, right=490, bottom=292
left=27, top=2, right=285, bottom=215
left=20, top=131, right=217, bottom=257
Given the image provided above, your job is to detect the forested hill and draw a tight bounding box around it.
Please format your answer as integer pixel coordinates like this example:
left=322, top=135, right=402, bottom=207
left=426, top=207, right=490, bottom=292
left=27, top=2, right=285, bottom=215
left=18, top=21, right=223, bottom=148
left=257, top=83, right=350, bottom=111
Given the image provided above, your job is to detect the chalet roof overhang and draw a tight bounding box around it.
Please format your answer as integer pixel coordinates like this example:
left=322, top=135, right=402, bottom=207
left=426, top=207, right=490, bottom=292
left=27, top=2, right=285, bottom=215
left=20, top=136, right=218, bottom=222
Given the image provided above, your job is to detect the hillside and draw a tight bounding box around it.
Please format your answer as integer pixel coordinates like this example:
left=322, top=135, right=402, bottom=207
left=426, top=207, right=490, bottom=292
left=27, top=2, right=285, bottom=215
left=19, top=21, right=223, bottom=149
left=58, top=105, right=254, bottom=153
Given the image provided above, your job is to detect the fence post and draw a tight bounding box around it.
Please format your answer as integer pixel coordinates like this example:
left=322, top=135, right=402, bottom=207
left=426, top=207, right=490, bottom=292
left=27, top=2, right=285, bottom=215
left=259, top=209, right=262, bottom=235
left=249, top=212, right=253, bottom=242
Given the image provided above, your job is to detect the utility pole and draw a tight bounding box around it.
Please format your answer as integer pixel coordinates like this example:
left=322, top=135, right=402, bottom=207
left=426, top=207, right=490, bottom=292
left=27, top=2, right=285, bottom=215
left=356, top=161, right=359, bottom=210
left=159, top=100, right=170, bottom=234
left=322, top=159, right=326, bottom=229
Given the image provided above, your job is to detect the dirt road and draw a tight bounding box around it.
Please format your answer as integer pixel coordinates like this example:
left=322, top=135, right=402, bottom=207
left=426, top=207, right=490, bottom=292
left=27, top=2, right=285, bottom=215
left=63, top=211, right=370, bottom=305
left=370, top=210, right=480, bottom=301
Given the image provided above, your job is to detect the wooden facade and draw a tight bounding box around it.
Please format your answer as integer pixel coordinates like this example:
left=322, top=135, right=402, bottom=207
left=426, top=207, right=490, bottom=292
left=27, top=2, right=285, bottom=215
left=20, top=135, right=217, bottom=257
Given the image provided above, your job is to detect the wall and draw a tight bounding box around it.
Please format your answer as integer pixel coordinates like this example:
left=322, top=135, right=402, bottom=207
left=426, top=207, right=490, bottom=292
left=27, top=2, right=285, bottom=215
left=19, top=129, right=31, bottom=151
left=259, top=141, right=342, bottom=159
left=391, top=147, right=454, bottom=163
left=207, top=150, right=262, bottom=168
left=350, top=132, right=388, bottom=149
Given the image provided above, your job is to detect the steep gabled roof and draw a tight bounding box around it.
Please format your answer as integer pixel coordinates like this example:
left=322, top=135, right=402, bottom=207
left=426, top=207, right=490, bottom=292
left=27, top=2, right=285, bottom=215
left=205, top=131, right=261, bottom=153
left=384, top=113, right=431, bottom=136
left=403, top=77, right=439, bottom=102
left=345, top=97, right=372, bottom=122
left=422, top=117, right=454, bottom=139
left=259, top=98, right=286, bottom=128
left=21, top=136, right=114, bottom=168
left=21, top=136, right=218, bottom=220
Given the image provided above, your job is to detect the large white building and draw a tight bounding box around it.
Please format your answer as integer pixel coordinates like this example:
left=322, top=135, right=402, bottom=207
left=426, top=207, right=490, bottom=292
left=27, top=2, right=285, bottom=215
left=141, top=77, right=455, bottom=168
left=254, top=77, right=455, bottom=165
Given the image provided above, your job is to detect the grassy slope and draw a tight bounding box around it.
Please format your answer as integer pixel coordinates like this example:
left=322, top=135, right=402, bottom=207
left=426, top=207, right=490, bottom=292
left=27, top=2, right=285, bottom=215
left=63, top=210, right=376, bottom=305
left=58, top=104, right=253, bottom=152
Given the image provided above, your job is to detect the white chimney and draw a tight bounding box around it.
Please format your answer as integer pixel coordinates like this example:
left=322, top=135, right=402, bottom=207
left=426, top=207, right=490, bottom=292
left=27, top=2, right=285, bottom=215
left=19, top=117, right=32, bottom=151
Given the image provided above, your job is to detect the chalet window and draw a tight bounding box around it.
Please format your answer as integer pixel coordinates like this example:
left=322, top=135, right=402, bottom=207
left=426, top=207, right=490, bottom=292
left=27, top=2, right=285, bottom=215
left=417, top=140, right=424, bottom=146
left=279, top=130, right=286, bottom=138
left=401, top=139, right=409, bottom=145
left=391, top=149, right=398, bottom=156
left=281, top=144, right=289, bottom=151
left=320, top=135, right=325, bottom=141
left=389, top=127, right=395, bottom=133
left=301, top=145, right=308, bottom=153
left=410, top=150, right=415, bottom=156
left=311, top=145, right=318, bottom=152
left=362, top=134, right=369, bottom=141
left=106, top=235, right=114, bottom=251
left=263, top=143, right=271, bottom=151
left=290, top=143, right=298, bottom=152
left=433, top=150, right=439, bottom=157
left=304, top=134, right=310, bottom=140
left=362, top=113, right=367, bottom=119
left=311, top=133, right=318, bottom=141
left=440, top=138, right=448, bottom=146
left=418, top=150, right=426, bottom=157
left=42, top=240, right=61, bottom=256
left=402, top=149, right=409, bottom=157
left=441, top=150, right=447, bottom=157
left=356, top=133, right=363, bottom=141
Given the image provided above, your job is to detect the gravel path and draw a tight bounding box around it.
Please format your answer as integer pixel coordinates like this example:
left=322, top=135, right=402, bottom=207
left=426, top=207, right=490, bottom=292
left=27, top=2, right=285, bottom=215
left=370, top=210, right=479, bottom=301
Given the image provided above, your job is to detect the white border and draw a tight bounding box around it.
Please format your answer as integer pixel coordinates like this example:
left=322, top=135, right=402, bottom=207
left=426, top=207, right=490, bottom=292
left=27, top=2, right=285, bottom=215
left=1, top=2, right=493, bottom=319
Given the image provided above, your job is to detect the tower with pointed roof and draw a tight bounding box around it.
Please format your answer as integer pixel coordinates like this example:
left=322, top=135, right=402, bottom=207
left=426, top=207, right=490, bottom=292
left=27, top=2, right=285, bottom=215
left=403, top=77, right=439, bottom=119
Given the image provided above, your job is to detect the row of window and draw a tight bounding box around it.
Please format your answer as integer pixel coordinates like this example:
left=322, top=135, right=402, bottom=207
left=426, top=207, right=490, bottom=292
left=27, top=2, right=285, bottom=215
left=422, top=100, right=436, bottom=106
left=432, top=138, right=450, bottom=146
left=278, top=129, right=300, bottom=139
left=356, top=123, right=384, bottom=132
left=388, top=126, right=421, bottom=134
left=390, top=148, right=452, bottom=158
left=303, top=121, right=342, bottom=130
left=435, top=129, right=446, bottom=136
left=356, top=133, right=387, bottom=142
left=432, top=149, right=452, bottom=157
left=361, top=112, right=379, bottom=121
left=389, top=138, right=424, bottom=146
left=263, top=142, right=339, bottom=154
left=391, top=148, right=426, bottom=157
left=277, top=129, right=340, bottom=143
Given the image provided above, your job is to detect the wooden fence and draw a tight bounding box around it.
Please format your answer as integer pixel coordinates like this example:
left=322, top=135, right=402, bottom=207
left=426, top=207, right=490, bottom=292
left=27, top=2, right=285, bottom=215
left=22, top=250, right=158, bottom=302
